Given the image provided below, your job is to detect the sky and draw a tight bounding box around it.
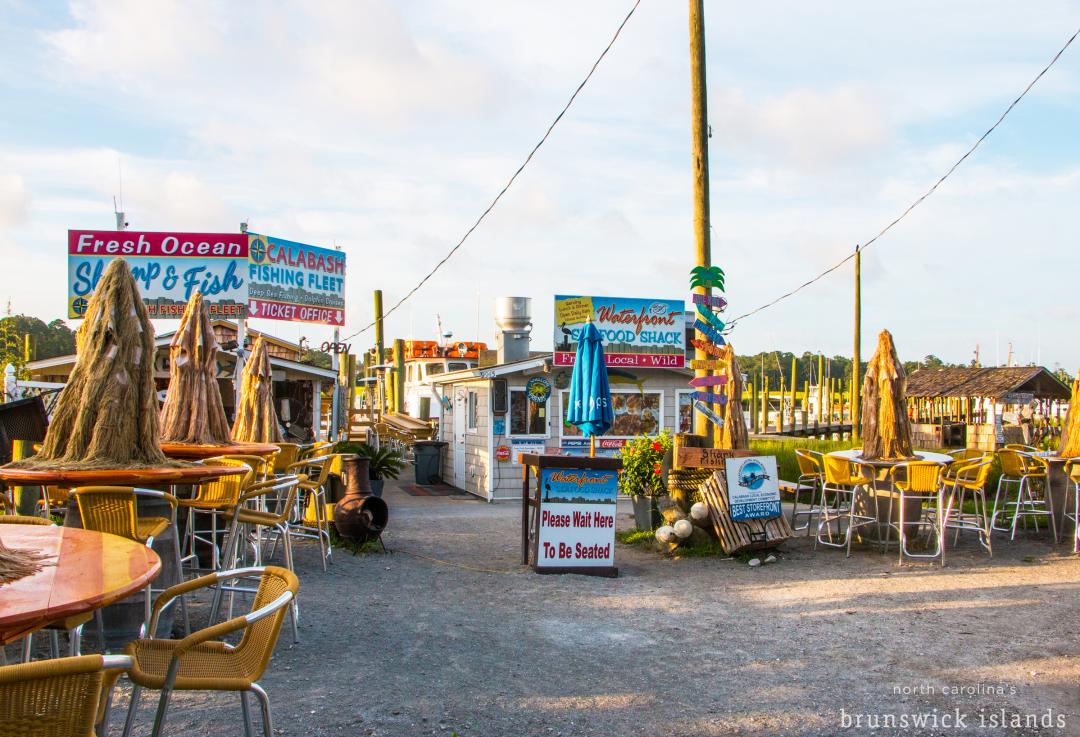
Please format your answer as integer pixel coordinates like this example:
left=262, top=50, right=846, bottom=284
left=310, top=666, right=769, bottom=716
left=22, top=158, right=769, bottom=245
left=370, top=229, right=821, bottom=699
left=1, top=1, right=1078, bottom=372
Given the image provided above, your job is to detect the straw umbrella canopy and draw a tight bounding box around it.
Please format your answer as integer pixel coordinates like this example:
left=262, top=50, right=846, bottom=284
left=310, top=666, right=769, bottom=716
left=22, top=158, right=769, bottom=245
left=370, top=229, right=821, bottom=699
left=714, top=344, right=748, bottom=450
left=231, top=336, right=284, bottom=443
left=7, top=258, right=171, bottom=470
left=1059, top=371, right=1080, bottom=457
left=160, top=291, right=231, bottom=445
left=860, top=329, right=915, bottom=461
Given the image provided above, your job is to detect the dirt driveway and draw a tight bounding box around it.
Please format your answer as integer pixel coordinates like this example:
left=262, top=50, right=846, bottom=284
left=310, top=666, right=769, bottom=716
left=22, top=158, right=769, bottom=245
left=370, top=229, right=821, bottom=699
left=118, top=478, right=1080, bottom=737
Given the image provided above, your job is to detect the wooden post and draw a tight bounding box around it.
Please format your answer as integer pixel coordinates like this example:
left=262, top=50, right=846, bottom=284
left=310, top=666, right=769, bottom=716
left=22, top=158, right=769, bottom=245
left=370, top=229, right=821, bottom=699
left=852, top=245, right=862, bottom=439
left=789, top=357, right=797, bottom=432
left=688, top=0, right=713, bottom=445
left=816, top=353, right=824, bottom=423
left=374, top=289, right=386, bottom=414
left=802, top=378, right=810, bottom=429
left=761, top=375, right=769, bottom=432
left=748, top=381, right=757, bottom=433
left=392, top=338, right=405, bottom=414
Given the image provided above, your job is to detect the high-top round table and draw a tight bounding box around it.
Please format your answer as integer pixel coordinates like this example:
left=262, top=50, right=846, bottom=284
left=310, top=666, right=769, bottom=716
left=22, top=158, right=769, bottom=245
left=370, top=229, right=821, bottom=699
left=160, top=442, right=280, bottom=461
left=0, top=525, right=161, bottom=645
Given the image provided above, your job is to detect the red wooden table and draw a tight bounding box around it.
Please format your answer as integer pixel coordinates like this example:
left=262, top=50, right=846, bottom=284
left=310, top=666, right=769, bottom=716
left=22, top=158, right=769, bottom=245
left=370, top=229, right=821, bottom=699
left=160, top=442, right=280, bottom=460
left=0, top=464, right=247, bottom=489
left=0, top=525, right=161, bottom=644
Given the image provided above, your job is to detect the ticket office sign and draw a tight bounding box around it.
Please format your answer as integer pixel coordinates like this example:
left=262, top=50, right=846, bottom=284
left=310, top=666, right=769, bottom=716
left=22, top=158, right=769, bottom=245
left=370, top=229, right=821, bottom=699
left=67, top=230, right=249, bottom=319
left=724, top=455, right=781, bottom=521
left=536, top=467, right=617, bottom=570
left=247, top=233, right=346, bottom=326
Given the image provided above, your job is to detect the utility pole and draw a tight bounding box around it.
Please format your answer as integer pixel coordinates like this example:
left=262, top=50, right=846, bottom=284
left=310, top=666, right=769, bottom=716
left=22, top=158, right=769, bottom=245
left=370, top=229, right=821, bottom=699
left=852, top=245, right=862, bottom=439
left=374, top=289, right=386, bottom=414
left=688, top=0, right=713, bottom=443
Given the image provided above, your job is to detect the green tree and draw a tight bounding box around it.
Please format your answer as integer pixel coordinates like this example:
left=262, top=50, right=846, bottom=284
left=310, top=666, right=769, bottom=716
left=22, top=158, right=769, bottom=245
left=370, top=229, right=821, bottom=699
left=0, top=315, right=76, bottom=376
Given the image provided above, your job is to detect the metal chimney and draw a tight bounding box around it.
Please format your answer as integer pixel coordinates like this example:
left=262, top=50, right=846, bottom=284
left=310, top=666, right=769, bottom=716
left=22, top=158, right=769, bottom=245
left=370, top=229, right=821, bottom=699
left=494, top=297, right=532, bottom=364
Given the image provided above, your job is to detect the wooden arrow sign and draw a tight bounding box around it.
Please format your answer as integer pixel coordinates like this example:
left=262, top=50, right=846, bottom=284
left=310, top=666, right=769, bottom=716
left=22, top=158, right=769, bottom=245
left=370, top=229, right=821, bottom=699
left=689, top=375, right=728, bottom=387
left=692, top=390, right=728, bottom=406
left=689, top=359, right=726, bottom=370
left=694, top=320, right=726, bottom=346
left=689, top=339, right=722, bottom=357
left=696, top=304, right=726, bottom=332
left=693, top=400, right=725, bottom=428
left=692, top=293, right=728, bottom=309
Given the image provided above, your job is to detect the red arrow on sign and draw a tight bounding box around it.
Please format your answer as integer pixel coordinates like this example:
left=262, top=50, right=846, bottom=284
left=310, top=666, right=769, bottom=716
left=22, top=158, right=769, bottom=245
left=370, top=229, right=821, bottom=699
left=689, top=375, right=728, bottom=387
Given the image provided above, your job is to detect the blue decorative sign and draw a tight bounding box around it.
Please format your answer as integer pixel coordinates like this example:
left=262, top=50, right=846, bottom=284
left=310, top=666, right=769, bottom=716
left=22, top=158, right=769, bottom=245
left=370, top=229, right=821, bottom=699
left=526, top=377, right=552, bottom=404
left=725, top=456, right=781, bottom=521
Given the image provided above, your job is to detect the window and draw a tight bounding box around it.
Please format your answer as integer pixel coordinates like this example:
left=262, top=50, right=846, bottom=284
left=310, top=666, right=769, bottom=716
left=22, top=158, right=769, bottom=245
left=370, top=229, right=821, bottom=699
left=509, top=388, right=547, bottom=436
left=426, top=363, right=445, bottom=377
left=448, top=362, right=469, bottom=372
left=677, top=390, right=694, bottom=434
left=467, top=391, right=478, bottom=431
left=561, top=390, right=663, bottom=438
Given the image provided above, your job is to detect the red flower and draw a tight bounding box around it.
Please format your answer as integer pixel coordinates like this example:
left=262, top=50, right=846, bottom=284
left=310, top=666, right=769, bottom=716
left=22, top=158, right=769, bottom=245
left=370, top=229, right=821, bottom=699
left=653, top=463, right=662, bottom=476
left=651, top=441, right=663, bottom=453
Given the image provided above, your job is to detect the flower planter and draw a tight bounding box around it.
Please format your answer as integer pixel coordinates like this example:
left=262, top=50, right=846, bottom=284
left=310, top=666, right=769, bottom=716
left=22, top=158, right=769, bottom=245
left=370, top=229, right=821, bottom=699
left=631, top=494, right=661, bottom=531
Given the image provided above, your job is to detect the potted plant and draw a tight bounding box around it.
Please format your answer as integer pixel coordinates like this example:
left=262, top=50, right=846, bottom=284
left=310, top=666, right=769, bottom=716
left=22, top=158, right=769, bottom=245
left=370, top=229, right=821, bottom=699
left=355, top=444, right=406, bottom=497
left=619, top=431, right=672, bottom=530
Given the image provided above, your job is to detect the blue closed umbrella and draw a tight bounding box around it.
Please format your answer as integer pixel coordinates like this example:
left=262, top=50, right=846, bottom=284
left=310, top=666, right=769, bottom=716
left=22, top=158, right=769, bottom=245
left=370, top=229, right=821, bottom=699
left=566, top=322, right=613, bottom=446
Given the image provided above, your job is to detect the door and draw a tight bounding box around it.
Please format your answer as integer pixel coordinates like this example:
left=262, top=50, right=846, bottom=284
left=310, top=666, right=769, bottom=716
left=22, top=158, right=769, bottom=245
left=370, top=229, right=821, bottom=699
left=452, top=388, right=466, bottom=485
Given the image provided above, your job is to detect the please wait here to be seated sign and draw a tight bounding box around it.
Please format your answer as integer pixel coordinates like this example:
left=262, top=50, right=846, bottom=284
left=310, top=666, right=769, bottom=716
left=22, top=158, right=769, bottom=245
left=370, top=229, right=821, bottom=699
left=537, top=468, right=617, bottom=568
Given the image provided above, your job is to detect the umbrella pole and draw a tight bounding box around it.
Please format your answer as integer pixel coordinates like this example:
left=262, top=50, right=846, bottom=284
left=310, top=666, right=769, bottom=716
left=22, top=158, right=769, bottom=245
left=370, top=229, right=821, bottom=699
left=590, top=435, right=597, bottom=458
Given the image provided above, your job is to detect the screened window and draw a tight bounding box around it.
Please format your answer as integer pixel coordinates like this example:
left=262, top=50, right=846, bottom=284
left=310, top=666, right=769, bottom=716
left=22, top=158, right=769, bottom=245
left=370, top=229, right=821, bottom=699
left=467, top=391, right=478, bottom=430
left=510, top=389, right=547, bottom=436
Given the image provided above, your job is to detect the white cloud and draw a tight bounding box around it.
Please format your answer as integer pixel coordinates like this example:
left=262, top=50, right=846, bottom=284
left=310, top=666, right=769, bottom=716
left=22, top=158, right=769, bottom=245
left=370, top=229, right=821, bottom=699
left=0, top=173, right=29, bottom=229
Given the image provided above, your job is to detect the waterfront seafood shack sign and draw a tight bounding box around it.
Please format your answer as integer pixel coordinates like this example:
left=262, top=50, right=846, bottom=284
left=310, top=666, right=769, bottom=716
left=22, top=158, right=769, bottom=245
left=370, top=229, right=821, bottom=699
left=537, top=467, right=617, bottom=571
left=247, top=233, right=346, bottom=326
left=553, top=295, right=685, bottom=368
left=68, top=230, right=248, bottom=318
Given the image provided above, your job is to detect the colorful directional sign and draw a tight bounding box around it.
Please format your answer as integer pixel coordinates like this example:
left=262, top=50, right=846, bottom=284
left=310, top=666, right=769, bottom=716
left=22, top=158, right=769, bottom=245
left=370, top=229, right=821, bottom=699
left=692, top=391, right=728, bottom=406
left=694, top=400, right=725, bottom=428
left=696, top=304, right=726, bottom=332
left=690, top=339, right=722, bottom=357
left=689, top=359, right=726, bottom=370
left=692, top=292, right=727, bottom=309
left=694, top=319, right=726, bottom=347
left=689, top=375, right=728, bottom=388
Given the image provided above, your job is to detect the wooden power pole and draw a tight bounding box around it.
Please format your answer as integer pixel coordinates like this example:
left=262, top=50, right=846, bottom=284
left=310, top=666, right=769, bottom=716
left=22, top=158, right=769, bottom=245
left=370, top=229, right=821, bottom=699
left=852, top=245, right=862, bottom=439
left=689, top=0, right=713, bottom=442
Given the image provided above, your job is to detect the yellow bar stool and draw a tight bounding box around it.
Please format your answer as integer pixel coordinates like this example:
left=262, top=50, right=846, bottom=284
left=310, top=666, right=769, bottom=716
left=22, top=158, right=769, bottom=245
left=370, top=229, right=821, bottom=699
left=271, top=443, right=300, bottom=475
left=791, top=448, right=824, bottom=534
left=992, top=449, right=1055, bottom=542
left=71, top=487, right=190, bottom=639
left=815, top=455, right=877, bottom=556
left=178, top=458, right=254, bottom=574
left=942, top=456, right=994, bottom=556
left=286, top=454, right=335, bottom=570
left=1063, top=459, right=1080, bottom=553
left=888, top=461, right=946, bottom=565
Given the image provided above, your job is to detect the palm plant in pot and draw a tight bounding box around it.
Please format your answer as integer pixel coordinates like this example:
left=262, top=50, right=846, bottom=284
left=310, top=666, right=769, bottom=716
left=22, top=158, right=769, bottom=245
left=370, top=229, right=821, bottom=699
left=618, top=431, right=672, bottom=530
left=356, top=445, right=406, bottom=497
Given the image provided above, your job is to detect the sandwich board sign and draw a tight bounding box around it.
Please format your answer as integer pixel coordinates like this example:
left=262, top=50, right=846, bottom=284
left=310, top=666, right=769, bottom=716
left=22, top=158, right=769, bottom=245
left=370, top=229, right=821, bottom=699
left=724, top=455, right=781, bottom=521
left=536, top=467, right=617, bottom=570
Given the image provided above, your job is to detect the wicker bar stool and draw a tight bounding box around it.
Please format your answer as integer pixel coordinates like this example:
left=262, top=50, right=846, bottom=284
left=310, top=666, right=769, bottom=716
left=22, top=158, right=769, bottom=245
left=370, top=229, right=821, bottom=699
left=942, top=457, right=994, bottom=556
left=815, top=455, right=877, bottom=556
left=178, top=458, right=254, bottom=574
left=992, top=449, right=1055, bottom=542
left=888, top=461, right=946, bottom=565
left=1062, top=459, right=1080, bottom=553
left=791, top=449, right=825, bottom=534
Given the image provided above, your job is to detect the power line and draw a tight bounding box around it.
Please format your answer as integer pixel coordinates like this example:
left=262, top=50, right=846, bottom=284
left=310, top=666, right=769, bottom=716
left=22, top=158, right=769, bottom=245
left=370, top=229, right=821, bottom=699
left=343, top=0, right=642, bottom=342
left=726, top=24, right=1080, bottom=329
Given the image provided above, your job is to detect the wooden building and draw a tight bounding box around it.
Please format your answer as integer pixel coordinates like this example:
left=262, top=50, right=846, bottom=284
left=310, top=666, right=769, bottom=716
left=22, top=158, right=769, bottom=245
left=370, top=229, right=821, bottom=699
left=905, top=366, right=1071, bottom=449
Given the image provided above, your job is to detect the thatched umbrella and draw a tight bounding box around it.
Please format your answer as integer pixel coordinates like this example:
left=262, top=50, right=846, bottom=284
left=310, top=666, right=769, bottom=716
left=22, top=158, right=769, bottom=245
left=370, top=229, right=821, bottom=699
left=715, top=344, right=748, bottom=450
left=231, top=336, right=284, bottom=443
left=1059, top=371, right=1080, bottom=457
left=860, top=329, right=914, bottom=461
left=160, top=291, right=231, bottom=445
left=7, top=258, right=170, bottom=469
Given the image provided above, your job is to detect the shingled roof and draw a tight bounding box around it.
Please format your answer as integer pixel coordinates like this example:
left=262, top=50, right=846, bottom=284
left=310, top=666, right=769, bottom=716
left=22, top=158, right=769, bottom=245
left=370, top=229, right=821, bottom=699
left=905, top=366, right=1071, bottom=401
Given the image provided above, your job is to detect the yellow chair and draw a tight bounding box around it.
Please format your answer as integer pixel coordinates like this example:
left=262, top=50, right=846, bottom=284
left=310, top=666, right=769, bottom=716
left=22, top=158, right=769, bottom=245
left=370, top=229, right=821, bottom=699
left=992, top=449, right=1054, bottom=542
left=791, top=449, right=824, bottom=534
left=889, top=461, right=946, bottom=565
left=0, top=653, right=133, bottom=737
left=271, top=443, right=300, bottom=475
left=1063, top=459, right=1080, bottom=554
left=120, top=566, right=299, bottom=737
left=179, top=458, right=254, bottom=574
left=815, top=455, right=877, bottom=556
left=286, top=455, right=335, bottom=571
left=942, top=457, right=994, bottom=556
left=213, top=475, right=304, bottom=643
left=297, top=441, right=332, bottom=461
left=72, top=486, right=190, bottom=639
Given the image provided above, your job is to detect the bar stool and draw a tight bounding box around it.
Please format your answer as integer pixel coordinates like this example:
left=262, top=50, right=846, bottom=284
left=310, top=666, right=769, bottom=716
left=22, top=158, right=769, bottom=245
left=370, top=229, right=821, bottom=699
left=1063, top=459, right=1080, bottom=553
left=992, top=449, right=1055, bottom=542
left=286, top=454, right=335, bottom=570
left=71, top=487, right=190, bottom=638
left=815, top=455, right=877, bottom=556
left=942, top=456, right=994, bottom=556
left=791, top=449, right=824, bottom=534
left=272, top=443, right=301, bottom=475
left=178, top=458, right=254, bottom=574
left=888, top=461, right=946, bottom=565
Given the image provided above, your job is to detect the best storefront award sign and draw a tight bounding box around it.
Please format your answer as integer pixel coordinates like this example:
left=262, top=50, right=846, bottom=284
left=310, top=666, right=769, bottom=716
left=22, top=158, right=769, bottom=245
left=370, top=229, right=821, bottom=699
left=247, top=233, right=346, bottom=326
left=537, top=467, right=617, bottom=569
left=68, top=230, right=248, bottom=318
left=724, top=455, right=781, bottom=521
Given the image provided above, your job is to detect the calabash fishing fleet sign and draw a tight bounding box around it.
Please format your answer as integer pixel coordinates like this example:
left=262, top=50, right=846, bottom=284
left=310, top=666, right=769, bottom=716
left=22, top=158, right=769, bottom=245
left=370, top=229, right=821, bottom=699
left=68, top=230, right=248, bottom=319
left=725, top=455, right=781, bottom=521
left=553, top=295, right=685, bottom=368
left=247, top=233, right=346, bottom=326
left=536, top=467, right=617, bottom=570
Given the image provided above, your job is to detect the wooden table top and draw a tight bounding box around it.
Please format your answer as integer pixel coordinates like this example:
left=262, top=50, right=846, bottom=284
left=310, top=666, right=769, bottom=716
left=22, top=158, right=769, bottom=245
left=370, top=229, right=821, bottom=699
left=827, top=449, right=954, bottom=467
left=160, top=442, right=281, bottom=460
left=0, top=525, right=161, bottom=644
left=0, top=464, right=248, bottom=488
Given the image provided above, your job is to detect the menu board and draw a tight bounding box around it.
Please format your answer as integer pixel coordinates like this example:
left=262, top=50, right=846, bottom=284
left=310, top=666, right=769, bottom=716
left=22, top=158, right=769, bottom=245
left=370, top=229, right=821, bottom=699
left=562, top=391, right=661, bottom=438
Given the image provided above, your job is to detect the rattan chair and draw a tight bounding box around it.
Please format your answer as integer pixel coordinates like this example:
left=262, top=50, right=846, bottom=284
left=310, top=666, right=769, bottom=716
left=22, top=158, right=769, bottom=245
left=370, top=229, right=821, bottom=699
left=212, top=475, right=304, bottom=643
left=120, top=566, right=299, bottom=737
left=992, top=449, right=1055, bottom=542
left=179, top=458, right=254, bottom=574
left=889, top=461, right=946, bottom=565
left=0, top=653, right=132, bottom=737
left=942, top=457, right=994, bottom=556
left=297, top=442, right=332, bottom=462
left=790, top=449, right=824, bottom=534
left=286, top=455, right=335, bottom=570
left=71, top=487, right=190, bottom=638
left=271, top=443, right=300, bottom=475
left=815, top=455, right=877, bottom=556
left=0, top=514, right=52, bottom=526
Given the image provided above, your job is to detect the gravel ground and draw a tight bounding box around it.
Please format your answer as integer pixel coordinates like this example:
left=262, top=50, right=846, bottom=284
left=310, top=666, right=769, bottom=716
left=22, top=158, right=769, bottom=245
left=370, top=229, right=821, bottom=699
left=101, top=476, right=1080, bottom=736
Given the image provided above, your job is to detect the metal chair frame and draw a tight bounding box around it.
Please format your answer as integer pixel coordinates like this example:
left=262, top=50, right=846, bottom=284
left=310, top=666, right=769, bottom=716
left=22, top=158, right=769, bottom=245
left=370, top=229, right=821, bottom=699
left=815, top=456, right=879, bottom=557
left=991, top=450, right=1056, bottom=543
left=179, top=459, right=254, bottom=575
left=1062, top=459, right=1080, bottom=554
left=790, top=449, right=825, bottom=534
left=285, top=455, right=335, bottom=571
left=941, top=457, right=994, bottom=556
left=888, top=461, right=946, bottom=565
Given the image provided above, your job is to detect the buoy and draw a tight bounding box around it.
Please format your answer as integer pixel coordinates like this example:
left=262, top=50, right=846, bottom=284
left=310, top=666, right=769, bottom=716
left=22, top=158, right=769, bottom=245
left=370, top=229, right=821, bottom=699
left=689, top=502, right=708, bottom=521
left=673, top=519, right=693, bottom=539
left=655, top=525, right=675, bottom=543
